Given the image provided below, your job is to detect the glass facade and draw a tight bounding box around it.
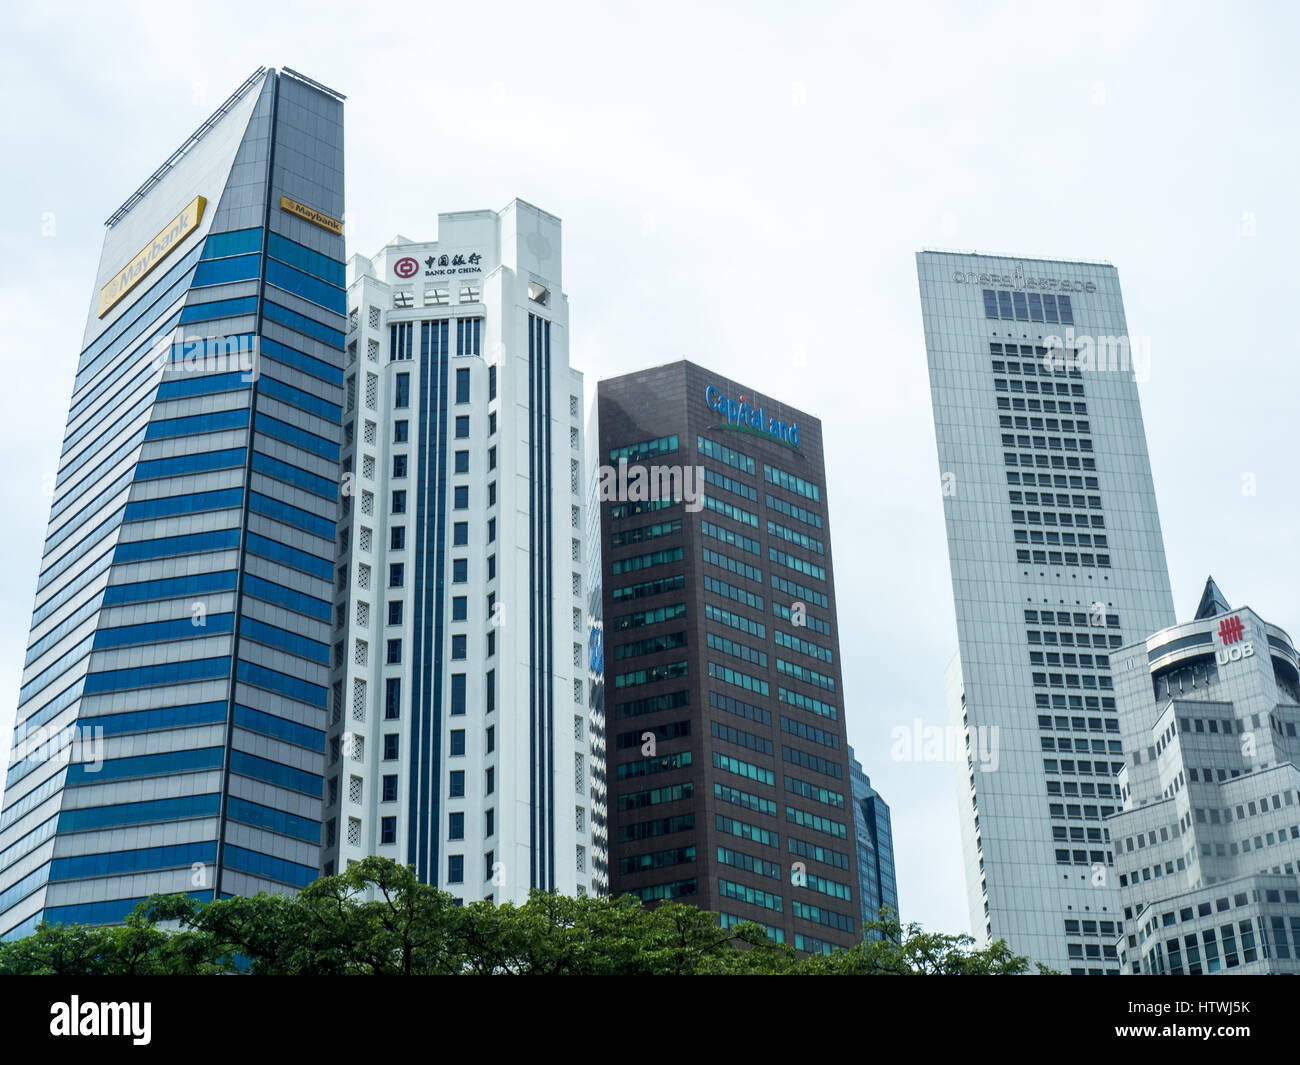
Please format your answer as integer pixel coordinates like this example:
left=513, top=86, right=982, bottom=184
left=0, top=67, right=346, bottom=938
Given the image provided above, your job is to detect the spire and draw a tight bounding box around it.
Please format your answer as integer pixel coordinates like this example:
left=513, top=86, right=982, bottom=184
left=1194, top=575, right=1231, bottom=620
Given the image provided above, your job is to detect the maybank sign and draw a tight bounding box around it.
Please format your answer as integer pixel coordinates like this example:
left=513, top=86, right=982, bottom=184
left=97, top=195, right=205, bottom=318
left=280, top=195, right=343, bottom=235
left=705, top=384, right=799, bottom=449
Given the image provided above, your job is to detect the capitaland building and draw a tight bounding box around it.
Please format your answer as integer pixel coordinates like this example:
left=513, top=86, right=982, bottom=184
left=592, top=361, right=870, bottom=953
left=918, top=250, right=1177, bottom=973
left=1110, top=578, right=1300, bottom=974
left=0, top=67, right=347, bottom=938
left=849, top=746, right=898, bottom=938
left=323, top=202, right=602, bottom=901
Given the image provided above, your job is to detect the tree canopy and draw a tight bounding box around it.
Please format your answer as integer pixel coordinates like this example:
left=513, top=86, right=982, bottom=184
left=0, top=857, right=1041, bottom=975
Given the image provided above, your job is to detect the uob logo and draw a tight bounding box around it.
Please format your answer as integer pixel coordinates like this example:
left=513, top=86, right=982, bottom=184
left=1216, top=615, right=1254, bottom=665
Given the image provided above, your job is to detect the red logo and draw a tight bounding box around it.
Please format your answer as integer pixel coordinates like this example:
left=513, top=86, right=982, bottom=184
left=1219, top=615, right=1245, bottom=644
left=393, top=256, right=419, bottom=279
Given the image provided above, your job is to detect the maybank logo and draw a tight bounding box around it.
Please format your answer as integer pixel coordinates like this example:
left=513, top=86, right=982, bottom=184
left=280, top=195, right=343, bottom=235
left=97, top=195, right=205, bottom=318
left=704, top=384, right=799, bottom=449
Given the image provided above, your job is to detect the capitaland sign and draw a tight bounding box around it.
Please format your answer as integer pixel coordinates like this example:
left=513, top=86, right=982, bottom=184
left=280, top=195, right=343, bottom=235
left=951, top=260, right=1097, bottom=293
left=704, top=385, right=799, bottom=449
left=97, top=195, right=206, bottom=318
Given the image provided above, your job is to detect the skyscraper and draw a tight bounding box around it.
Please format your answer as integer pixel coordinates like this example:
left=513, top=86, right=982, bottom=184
left=849, top=746, right=898, bottom=937
left=322, top=202, right=600, bottom=901
left=593, top=360, right=864, bottom=953
left=918, top=251, right=1176, bottom=973
left=0, top=67, right=346, bottom=939
left=1109, top=578, right=1300, bottom=975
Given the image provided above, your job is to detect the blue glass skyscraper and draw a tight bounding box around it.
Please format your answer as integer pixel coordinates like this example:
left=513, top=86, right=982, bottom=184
left=849, top=747, right=898, bottom=938
left=0, top=67, right=346, bottom=938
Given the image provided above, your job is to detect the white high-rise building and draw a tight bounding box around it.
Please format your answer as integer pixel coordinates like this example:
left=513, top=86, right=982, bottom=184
left=918, top=251, right=1176, bottom=973
left=1110, top=578, right=1300, bottom=975
left=323, top=201, right=602, bottom=900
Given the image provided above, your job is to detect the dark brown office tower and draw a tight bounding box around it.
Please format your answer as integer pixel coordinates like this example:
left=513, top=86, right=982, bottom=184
left=591, top=360, right=861, bottom=952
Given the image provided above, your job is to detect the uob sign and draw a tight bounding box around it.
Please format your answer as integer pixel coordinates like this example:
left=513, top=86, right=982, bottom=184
left=1216, top=615, right=1254, bottom=665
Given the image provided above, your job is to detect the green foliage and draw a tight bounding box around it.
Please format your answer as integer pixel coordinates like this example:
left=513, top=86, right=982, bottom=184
left=0, top=859, right=1038, bottom=975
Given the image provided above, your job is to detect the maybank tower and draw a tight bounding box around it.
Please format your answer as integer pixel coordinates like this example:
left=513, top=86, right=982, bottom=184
left=0, top=67, right=347, bottom=938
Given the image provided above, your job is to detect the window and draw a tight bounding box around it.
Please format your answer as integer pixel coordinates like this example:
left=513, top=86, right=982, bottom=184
left=456, top=367, right=470, bottom=403
left=452, top=596, right=468, bottom=621
left=451, top=674, right=466, bottom=716
left=455, top=450, right=469, bottom=474
left=485, top=725, right=495, bottom=753
left=450, top=771, right=465, bottom=797
left=394, top=420, right=409, bottom=443
left=450, top=730, right=466, bottom=756
left=389, top=563, right=404, bottom=587
left=391, top=526, right=406, bottom=550
left=453, top=559, right=468, bottom=583
left=447, top=854, right=464, bottom=883
left=486, top=670, right=495, bottom=714
left=395, top=373, right=410, bottom=408
left=454, top=486, right=469, bottom=509
left=391, top=490, right=407, bottom=514
left=382, top=774, right=398, bottom=802
left=455, top=416, right=469, bottom=439
left=449, top=812, right=464, bottom=840
left=392, top=454, right=408, bottom=478
left=488, top=482, right=496, bottom=507
left=453, top=521, right=469, bottom=546
left=387, top=638, right=402, bottom=664
left=486, top=766, right=495, bottom=795
left=489, top=366, right=497, bottom=400
left=487, top=518, right=496, bottom=544
left=380, top=816, right=397, bottom=845
left=485, top=807, right=495, bottom=837
left=383, top=733, right=399, bottom=760
left=385, top=677, right=401, bottom=718
left=487, top=555, right=495, bottom=580
left=489, top=411, right=497, bottom=435
left=452, top=634, right=467, bottom=659
left=488, top=446, right=496, bottom=471
left=388, top=601, right=403, bottom=625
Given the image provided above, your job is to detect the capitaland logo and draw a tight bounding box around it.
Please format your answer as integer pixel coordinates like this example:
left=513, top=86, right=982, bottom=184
left=704, top=384, right=799, bottom=449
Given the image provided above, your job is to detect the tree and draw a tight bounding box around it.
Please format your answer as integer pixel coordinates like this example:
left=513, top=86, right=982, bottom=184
left=0, top=860, right=1042, bottom=975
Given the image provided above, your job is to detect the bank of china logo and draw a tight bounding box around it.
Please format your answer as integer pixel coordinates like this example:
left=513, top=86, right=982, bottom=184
left=393, top=256, right=420, bottom=279
left=1218, top=615, right=1245, bottom=645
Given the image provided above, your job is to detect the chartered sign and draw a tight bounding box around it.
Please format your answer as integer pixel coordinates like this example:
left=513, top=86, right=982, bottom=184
left=97, top=195, right=206, bottom=318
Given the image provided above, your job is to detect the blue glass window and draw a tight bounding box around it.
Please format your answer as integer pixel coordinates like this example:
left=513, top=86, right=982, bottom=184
left=452, top=596, right=467, bottom=621
left=449, top=730, right=465, bottom=756
left=260, top=336, right=343, bottom=387
left=449, top=812, right=465, bottom=839
left=192, top=254, right=260, bottom=288
left=246, top=532, right=333, bottom=580
left=233, top=704, right=325, bottom=750
left=267, top=231, right=345, bottom=287
left=179, top=296, right=258, bottom=324
left=380, top=817, right=397, bottom=845
left=145, top=407, right=248, bottom=441
left=454, top=486, right=468, bottom=509
left=1012, top=291, right=1029, bottom=321
left=455, top=416, right=469, bottom=439
left=385, top=677, right=401, bottom=718
left=258, top=374, right=343, bottom=422
left=251, top=451, right=338, bottom=501
left=997, top=291, right=1014, bottom=319
left=448, top=854, right=464, bottom=883
left=449, top=772, right=465, bottom=798
left=395, top=373, right=410, bottom=408
left=227, top=796, right=320, bottom=843
left=451, top=673, right=466, bottom=716
left=384, top=733, right=399, bottom=760
left=452, top=559, right=467, bottom=583
left=456, top=367, right=470, bottom=403
left=202, top=227, right=262, bottom=259
left=452, top=635, right=467, bottom=660
left=982, top=289, right=999, bottom=317
left=255, top=412, right=339, bottom=461
left=135, top=447, right=246, bottom=481
left=263, top=301, right=344, bottom=349
left=266, top=259, right=346, bottom=315
left=229, top=749, right=323, bottom=796
left=236, top=660, right=327, bottom=709
left=250, top=492, right=336, bottom=541
left=382, top=775, right=398, bottom=802
left=1028, top=292, right=1044, bottom=321
left=453, top=522, right=468, bottom=546
left=390, top=563, right=405, bottom=587
left=245, top=573, right=331, bottom=621
left=454, top=451, right=469, bottom=474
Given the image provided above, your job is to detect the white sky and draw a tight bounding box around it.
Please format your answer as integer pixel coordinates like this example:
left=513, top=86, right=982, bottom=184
left=1, top=0, right=1297, bottom=939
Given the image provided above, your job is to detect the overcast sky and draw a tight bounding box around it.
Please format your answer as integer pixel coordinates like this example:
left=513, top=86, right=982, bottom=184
left=1, top=0, right=1297, bottom=938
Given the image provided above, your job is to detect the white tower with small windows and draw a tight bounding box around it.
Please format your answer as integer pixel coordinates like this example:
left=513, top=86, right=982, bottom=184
left=323, top=200, right=601, bottom=901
